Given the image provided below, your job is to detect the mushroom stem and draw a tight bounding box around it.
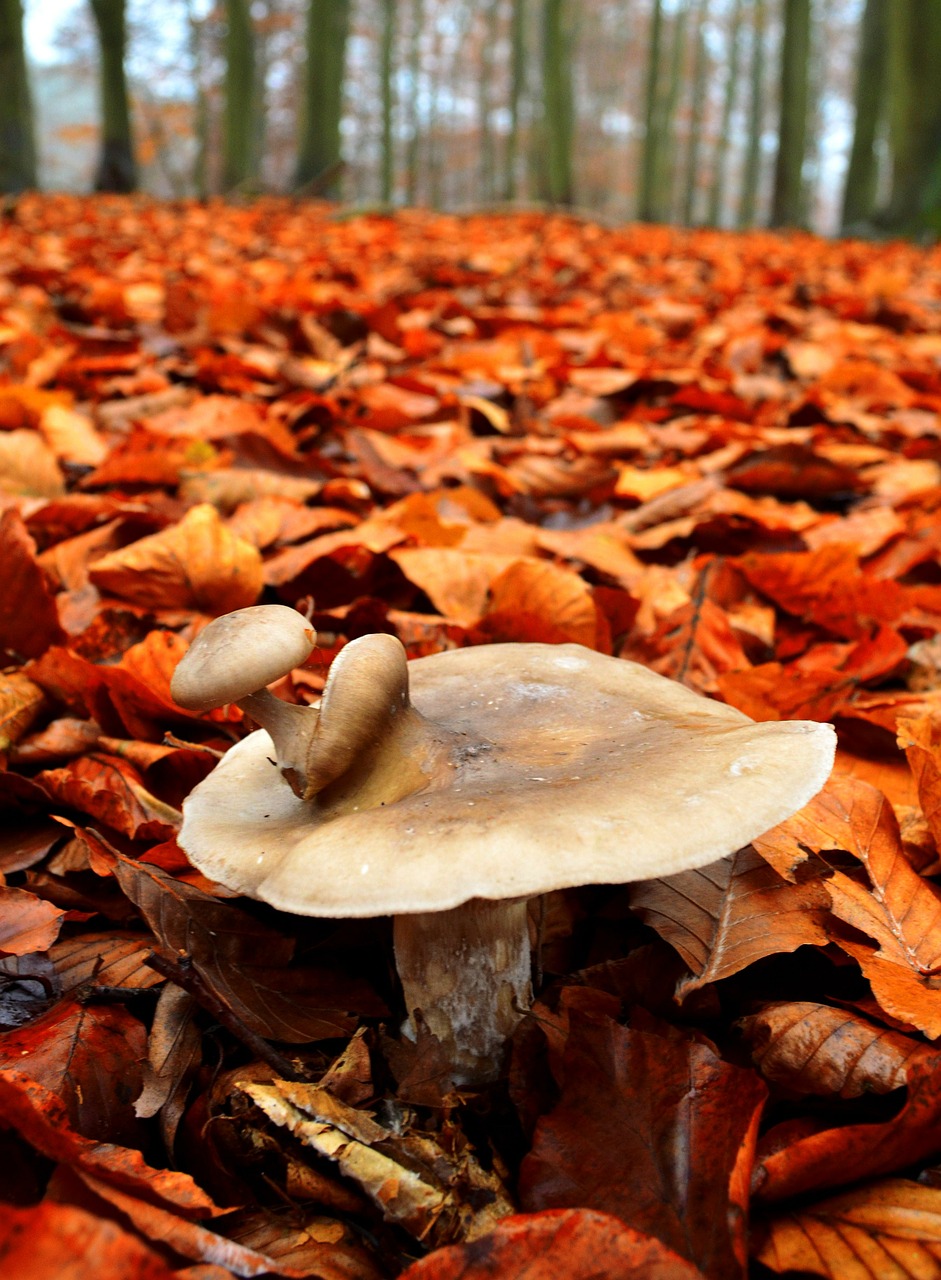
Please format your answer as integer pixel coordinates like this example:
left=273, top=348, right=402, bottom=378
left=236, top=690, right=317, bottom=799
left=393, top=898, right=533, bottom=1088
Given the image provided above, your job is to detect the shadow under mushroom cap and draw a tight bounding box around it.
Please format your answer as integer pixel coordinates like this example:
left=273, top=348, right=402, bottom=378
left=178, top=642, right=836, bottom=917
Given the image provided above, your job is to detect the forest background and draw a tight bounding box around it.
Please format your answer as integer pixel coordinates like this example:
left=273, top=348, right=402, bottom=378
left=4, top=0, right=940, bottom=240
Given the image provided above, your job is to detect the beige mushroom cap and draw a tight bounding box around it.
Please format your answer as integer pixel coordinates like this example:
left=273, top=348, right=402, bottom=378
left=177, top=642, right=836, bottom=917
left=170, top=605, right=316, bottom=712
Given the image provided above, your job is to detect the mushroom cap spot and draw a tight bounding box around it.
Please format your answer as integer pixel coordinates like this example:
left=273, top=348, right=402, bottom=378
left=170, top=604, right=316, bottom=711
left=177, top=642, right=836, bottom=917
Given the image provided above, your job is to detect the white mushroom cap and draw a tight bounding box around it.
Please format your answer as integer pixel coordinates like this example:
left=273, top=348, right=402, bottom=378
left=177, top=642, right=836, bottom=917
left=171, top=605, right=316, bottom=712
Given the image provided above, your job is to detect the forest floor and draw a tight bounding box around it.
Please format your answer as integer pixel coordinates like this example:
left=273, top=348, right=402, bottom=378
left=3, top=194, right=941, bottom=1278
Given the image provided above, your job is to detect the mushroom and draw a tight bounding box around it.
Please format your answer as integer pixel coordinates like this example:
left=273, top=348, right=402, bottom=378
left=171, top=608, right=836, bottom=1087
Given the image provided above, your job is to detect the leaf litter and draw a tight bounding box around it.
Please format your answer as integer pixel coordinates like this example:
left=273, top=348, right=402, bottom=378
left=3, top=195, right=941, bottom=1275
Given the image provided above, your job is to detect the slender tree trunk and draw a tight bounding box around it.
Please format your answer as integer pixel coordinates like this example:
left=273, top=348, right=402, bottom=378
left=541, top=0, right=575, bottom=205
left=840, top=0, right=885, bottom=230
left=405, top=0, right=424, bottom=204
left=638, top=0, right=664, bottom=220
left=658, top=4, right=688, bottom=221
left=504, top=0, right=526, bottom=200
left=0, top=0, right=35, bottom=193
left=738, top=0, right=767, bottom=227
left=184, top=0, right=210, bottom=199
left=379, top=0, right=395, bottom=203
left=478, top=0, right=500, bottom=202
left=680, top=0, right=710, bottom=226
left=89, top=0, right=137, bottom=192
left=294, top=0, right=351, bottom=196
left=707, top=0, right=743, bottom=226
left=770, top=0, right=811, bottom=227
left=222, top=0, right=254, bottom=191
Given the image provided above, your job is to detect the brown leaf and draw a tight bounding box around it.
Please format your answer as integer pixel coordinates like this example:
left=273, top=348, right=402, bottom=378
left=0, top=671, right=48, bottom=753
left=629, top=846, right=831, bottom=996
left=0, top=885, right=65, bottom=955
left=755, top=1179, right=941, bottom=1278
left=0, top=999, right=145, bottom=1143
left=89, top=502, right=263, bottom=613
left=738, top=1001, right=930, bottom=1097
left=134, top=984, right=202, bottom=1155
left=519, top=1012, right=766, bottom=1280
left=0, top=428, right=64, bottom=497
left=49, top=931, right=165, bottom=993
left=400, top=1209, right=705, bottom=1280
left=113, top=857, right=382, bottom=1042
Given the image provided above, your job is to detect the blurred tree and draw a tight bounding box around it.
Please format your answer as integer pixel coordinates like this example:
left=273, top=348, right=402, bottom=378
left=707, top=0, right=743, bottom=226
left=222, top=0, right=255, bottom=191
left=770, top=0, right=810, bottom=226
left=504, top=0, right=526, bottom=200
left=405, top=0, right=423, bottom=204
left=840, top=0, right=885, bottom=231
left=0, top=0, right=35, bottom=192
left=638, top=0, right=664, bottom=220
left=738, top=0, right=767, bottom=227
left=379, top=0, right=395, bottom=203
left=659, top=3, right=687, bottom=220
left=478, top=0, right=500, bottom=202
left=89, top=0, right=137, bottom=192
left=880, top=0, right=941, bottom=234
left=541, top=0, right=575, bottom=205
left=680, top=0, right=710, bottom=226
left=295, top=0, right=350, bottom=196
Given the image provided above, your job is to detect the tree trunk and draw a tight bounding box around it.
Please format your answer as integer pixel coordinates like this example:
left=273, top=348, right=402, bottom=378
left=379, top=0, right=395, bottom=203
left=478, top=0, right=500, bottom=203
left=657, top=5, right=688, bottom=222
left=680, top=0, right=710, bottom=226
left=294, top=0, right=351, bottom=196
left=637, top=0, right=664, bottom=220
left=877, top=0, right=941, bottom=234
left=738, top=0, right=767, bottom=227
left=504, top=0, right=526, bottom=200
left=221, top=0, right=254, bottom=192
left=89, top=0, right=137, bottom=193
left=840, top=0, right=885, bottom=231
left=770, top=0, right=810, bottom=227
left=707, top=0, right=743, bottom=227
left=0, top=0, right=35, bottom=193
left=541, top=0, right=575, bottom=206
left=405, top=0, right=424, bottom=204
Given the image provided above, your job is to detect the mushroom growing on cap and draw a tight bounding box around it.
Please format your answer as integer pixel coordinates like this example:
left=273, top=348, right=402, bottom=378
left=171, top=606, right=836, bottom=1087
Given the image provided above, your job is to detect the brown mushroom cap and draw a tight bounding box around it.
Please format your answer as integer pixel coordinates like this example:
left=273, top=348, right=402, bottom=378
left=170, top=605, right=316, bottom=712
left=177, top=642, right=836, bottom=917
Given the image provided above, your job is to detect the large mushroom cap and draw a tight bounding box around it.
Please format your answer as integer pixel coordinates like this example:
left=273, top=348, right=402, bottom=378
left=170, top=605, right=316, bottom=712
left=178, top=642, right=836, bottom=917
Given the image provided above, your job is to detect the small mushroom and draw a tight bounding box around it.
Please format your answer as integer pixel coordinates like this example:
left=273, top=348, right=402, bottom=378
left=172, top=616, right=836, bottom=1087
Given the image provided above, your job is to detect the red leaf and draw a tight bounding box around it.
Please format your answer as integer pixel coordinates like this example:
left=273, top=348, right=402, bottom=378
left=401, top=1209, right=705, bottom=1280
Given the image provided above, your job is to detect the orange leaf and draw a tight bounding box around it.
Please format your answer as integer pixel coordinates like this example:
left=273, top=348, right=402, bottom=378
left=756, top=1178, right=941, bottom=1278
left=0, top=885, right=65, bottom=955
left=401, top=1209, right=705, bottom=1280
left=0, top=509, right=65, bottom=660
left=898, top=712, right=941, bottom=849
left=89, top=502, right=263, bottom=614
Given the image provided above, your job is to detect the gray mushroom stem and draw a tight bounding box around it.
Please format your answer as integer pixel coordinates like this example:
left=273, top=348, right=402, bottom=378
left=393, top=898, right=533, bottom=1087
left=236, top=690, right=318, bottom=800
